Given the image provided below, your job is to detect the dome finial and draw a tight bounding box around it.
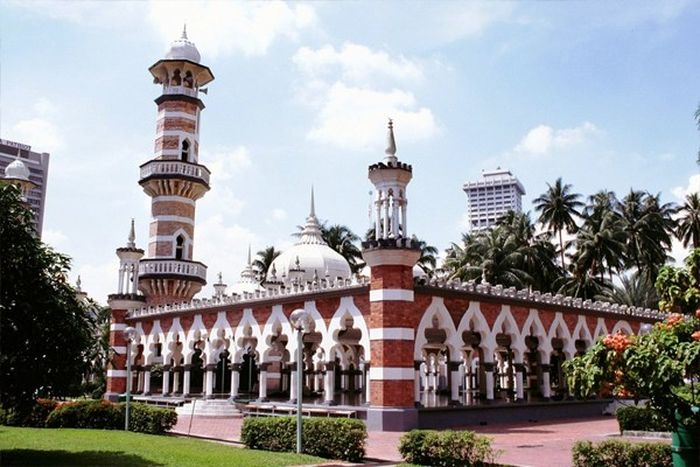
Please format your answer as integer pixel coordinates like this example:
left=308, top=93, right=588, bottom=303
left=76, top=275, right=82, bottom=292
left=310, top=185, right=316, bottom=217
left=181, top=23, right=188, bottom=40
left=384, top=118, right=397, bottom=163
left=127, top=218, right=136, bottom=248
left=247, top=244, right=252, bottom=266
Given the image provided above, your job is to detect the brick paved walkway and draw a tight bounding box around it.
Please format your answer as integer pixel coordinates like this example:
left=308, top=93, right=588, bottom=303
left=171, top=415, right=668, bottom=466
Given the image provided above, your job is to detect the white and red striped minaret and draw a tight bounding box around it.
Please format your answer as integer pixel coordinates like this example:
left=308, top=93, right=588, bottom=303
left=137, top=26, right=214, bottom=305
left=362, top=120, right=421, bottom=431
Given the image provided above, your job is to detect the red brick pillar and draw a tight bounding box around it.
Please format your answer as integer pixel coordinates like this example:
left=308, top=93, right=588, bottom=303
left=104, top=295, right=145, bottom=401
left=363, top=244, right=420, bottom=431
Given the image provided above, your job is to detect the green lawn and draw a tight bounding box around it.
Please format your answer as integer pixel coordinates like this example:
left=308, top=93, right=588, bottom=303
left=0, top=427, right=325, bottom=466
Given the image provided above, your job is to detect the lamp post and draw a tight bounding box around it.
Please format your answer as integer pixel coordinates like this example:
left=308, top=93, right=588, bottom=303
left=123, top=326, right=136, bottom=431
left=289, top=308, right=310, bottom=455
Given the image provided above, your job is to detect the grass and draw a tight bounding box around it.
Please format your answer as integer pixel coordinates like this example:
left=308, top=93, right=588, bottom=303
left=0, top=426, right=325, bottom=466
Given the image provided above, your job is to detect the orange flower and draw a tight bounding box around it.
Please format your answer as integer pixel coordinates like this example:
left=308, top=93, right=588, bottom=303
left=665, top=313, right=684, bottom=328
left=692, top=330, right=700, bottom=341
left=695, top=309, right=700, bottom=319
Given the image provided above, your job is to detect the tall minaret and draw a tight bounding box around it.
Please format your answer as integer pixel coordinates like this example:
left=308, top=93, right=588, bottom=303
left=137, top=27, right=214, bottom=305
left=362, top=120, right=421, bottom=431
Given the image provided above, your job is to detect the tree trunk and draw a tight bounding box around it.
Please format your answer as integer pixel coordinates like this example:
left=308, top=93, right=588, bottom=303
left=558, top=229, right=565, bottom=271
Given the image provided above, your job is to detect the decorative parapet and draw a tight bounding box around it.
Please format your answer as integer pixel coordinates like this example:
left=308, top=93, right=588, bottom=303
left=416, top=278, right=667, bottom=321
left=139, top=160, right=211, bottom=187
left=128, top=275, right=369, bottom=319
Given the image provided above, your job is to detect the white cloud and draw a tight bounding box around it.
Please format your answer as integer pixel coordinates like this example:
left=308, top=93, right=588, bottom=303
left=272, top=208, right=287, bottom=221
left=306, top=83, right=437, bottom=150
left=432, top=3, right=514, bottom=43
left=195, top=215, right=259, bottom=296
left=148, top=1, right=316, bottom=58
left=293, top=43, right=424, bottom=86
left=6, top=0, right=141, bottom=25
left=671, top=174, right=700, bottom=200
left=7, top=117, right=63, bottom=153
left=43, top=228, right=68, bottom=250
left=203, top=146, right=252, bottom=181
left=514, top=122, right=600, bottom=156
left=33, top=97, right=58, bottom=116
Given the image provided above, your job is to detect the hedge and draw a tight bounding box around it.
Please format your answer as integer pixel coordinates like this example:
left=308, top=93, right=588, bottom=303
left=572, top=440, right=671, bottom=467
left=0, top=399, right=59, bottom=427
left=398, top=429, right=500, bottom=467
left=241, top=416, right=366, bottom=462
left=616, top=405, right=672, bottom=433
left=44, top=400, right=176, bottom=434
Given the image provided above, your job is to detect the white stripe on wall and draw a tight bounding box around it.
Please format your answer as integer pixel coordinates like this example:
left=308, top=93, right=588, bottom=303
left=369, top=289, right=414, bottom=302
left=368, top=367, right=414, bottom=380
left=369, top=327, right=415, bottom=340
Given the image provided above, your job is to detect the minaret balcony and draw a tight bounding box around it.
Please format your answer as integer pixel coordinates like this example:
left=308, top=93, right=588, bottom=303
left=162, top=85, right=199, bottom=98
left=138, top=259, right=207, bottom=284
left=139, top=160, right=211, bottom=187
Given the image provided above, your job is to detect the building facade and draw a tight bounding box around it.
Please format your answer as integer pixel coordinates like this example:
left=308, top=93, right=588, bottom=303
left=105, top=33, right=665, bottom=431
left=463, top=168, right=525, bottom=232
left=0, top=138, right=50, bottom=235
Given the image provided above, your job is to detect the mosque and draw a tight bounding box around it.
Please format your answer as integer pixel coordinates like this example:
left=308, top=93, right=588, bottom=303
left=105, top=30, right=665, bottom=431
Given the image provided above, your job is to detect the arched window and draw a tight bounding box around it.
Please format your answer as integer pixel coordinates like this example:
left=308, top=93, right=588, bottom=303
left=175, top=235, right=185, bottom=260
left=172, top=69, right=182, bottom=86
left=181, top=140, right=190, bottom=162
left=184, top=71, right=194, bottom=88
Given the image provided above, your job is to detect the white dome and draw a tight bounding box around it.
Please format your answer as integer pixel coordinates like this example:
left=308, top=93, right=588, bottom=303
left=4, top=159, right=30, bottom=181
left=165, top=26, right=201, bottom=63
left=413, top=264, right=427, bottom=279
left=266, top=189, right=351, bottom=285
left=230, top=247, right=264, bottom=295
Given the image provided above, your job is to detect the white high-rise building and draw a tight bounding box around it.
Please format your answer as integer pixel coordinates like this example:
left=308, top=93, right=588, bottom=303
left=463, top=168, right=525, bottom=232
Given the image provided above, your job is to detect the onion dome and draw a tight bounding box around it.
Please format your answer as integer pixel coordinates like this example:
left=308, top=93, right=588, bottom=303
left=230, top=246, right=264, bottom=295
left=267, top=188, right=351, bottom=285
left=4, top=158, right=31, bottom=182
left=165, top=24, right=201, bottom=63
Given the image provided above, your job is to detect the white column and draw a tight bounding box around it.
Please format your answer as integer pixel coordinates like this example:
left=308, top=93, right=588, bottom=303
left=391, top=197, right=399, bottom=238
left=258, top=364, right=268, bottom=401
left=131, top=263, right=139, bottom=294
left=375, top=198, right=382, bottom=240
left=230, top=364, right=240, bottom=398
left=289, top=365, right=298, bottom=402
left=414, top=362, right=421, bottom=405
left=117, top=265, right=125, bottom=294
left=382, top=197, right=389, bottom=239
left=515, top=363, right=525, bottom=401
left=364, top=363, right=371, bottom=404
left=205, top=367, right=214, bottom=398
left=541, top=365, right=552, bottom=399
left=340, top=368, right=348, bottom=391
left=162, top=369, right=170, bottom=396
left=142, top=368, right=151, bottom=395
left=173, top=370, right=180, bottom=394
left=401, top=200, right=407, bottom=237
left=183, top=367, right=191, bottom=396
left=450, top=362, right=460, bottom=404
left=484, top=362, right=495, bottom=400
left=324, top=362, right=335, bottom=404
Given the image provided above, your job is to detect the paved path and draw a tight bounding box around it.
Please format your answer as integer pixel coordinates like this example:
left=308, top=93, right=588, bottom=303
left=171, top=415, right=667, bottom=466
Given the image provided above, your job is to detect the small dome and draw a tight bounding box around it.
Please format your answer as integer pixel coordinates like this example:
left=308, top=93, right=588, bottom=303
left=413, top=264, right=427, bottom=279
left=165, top=25, right=201, bottom=63
left=4, top=159, right=30, bottom=181
left=266, top=189, right=352, bottom=285
left=230, top=247, right=264, bottom=295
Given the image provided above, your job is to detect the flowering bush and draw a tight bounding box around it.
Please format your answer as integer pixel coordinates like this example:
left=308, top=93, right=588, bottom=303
left=564, top=250, right=700, bottom=429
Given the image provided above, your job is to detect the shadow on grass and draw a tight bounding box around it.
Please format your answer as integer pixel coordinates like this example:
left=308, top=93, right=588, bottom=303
left=1, top=449, right=164, bottom=466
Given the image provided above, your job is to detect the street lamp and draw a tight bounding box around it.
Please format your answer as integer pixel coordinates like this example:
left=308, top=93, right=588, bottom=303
left=123, top=326, right=136, bottom=431
left=640, top=323, right=653, bottom=335
left=289, top=308, right=311, bottom=455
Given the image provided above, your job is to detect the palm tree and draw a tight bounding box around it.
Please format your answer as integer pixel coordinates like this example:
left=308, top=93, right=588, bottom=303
left=677, top=193, right=700, bottom=249
left=412, top=236, right=439, bottom=276
left=253, top=246, right=281, bottom=283
left=534, top=178, right=584, bottom=270
left=573, top=208, right=626, bottom=281
left=596, top=271, right=658, bottom=309
left=323, top=224, right=364, bottom=273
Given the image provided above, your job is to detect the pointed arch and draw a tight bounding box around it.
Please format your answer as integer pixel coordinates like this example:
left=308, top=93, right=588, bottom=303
left=611, top=320, right=633, bottom=336
left=414, top=296, right=461, bottom=360
left=456, top=301, right=496, bottom=357
left=233, top=308, right=264, bottom=363
left=522, top=309, right=552, bottom=361
left=593, top=318, right=609, bottom=342
left=492, top=305, right=526, bottom=361
left=325, top=296, right=370, bottom=362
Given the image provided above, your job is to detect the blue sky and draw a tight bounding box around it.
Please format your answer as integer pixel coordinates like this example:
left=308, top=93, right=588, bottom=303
left=1, top=1, right=698, bottom=303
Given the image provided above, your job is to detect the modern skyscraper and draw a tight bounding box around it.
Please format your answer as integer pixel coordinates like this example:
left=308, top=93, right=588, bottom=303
left=0, top=138, right=50, bottom=236
left=462, top=168, right=525, bottom=232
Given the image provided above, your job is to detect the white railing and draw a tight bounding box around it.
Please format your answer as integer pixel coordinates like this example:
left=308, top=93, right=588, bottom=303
left=138, top=259, right=207, bottom=282
left=140, top=160, right=210, bottom=186
left=418, top=278, right=667, bottom=321
left=162, top=85, right=198, bottom=98
left=128, top=275, right=369, bottom=319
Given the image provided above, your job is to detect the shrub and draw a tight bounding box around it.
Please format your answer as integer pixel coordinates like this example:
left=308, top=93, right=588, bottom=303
left=46, top=400, right=122, bottom=430
left=126, top=403, right=178, bottom=435
left=398, top=429, right=499, bottom=467
left=572, top=440, right=671, bottom=467
left=616, top=405, right=672, bottom=433
left=45, top=400, right=176, bottom=435
left=24, top=399, right=60, bottom=427
left=241, top=416, right=366, bottom=462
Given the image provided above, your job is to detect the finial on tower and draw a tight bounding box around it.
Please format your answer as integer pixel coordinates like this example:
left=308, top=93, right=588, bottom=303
left=217, top=272, right=223, bottom=284
left=181, top=23, right=188, bottom=40
left=247, top=244, right=252, bottom=266
left=127, top=218, right=136, bottom=248
left=384, top=118, right=397, bottom=164
left=76, top=275, right=82, bottom=292
left=310, top=186, right=316, bottom=217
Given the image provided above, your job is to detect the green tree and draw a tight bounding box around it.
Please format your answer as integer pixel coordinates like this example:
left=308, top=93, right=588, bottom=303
left=677, top=193, right=700, bottom=249
left=0, top=184, right=95, bottom=415
left=252, top=246, right=281, bottom=283
left=533, top=178, right=584, bottom=269
left=596, top=271, right=658, bottom=309
left=412, top=236, right=439, bottom=277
